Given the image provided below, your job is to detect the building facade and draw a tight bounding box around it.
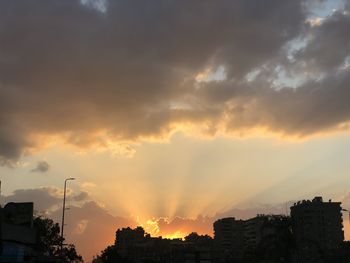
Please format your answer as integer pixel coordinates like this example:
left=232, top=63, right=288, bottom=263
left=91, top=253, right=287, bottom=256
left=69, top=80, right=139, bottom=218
left=213, top=217, right=245, bottom=262
left=0, top=202, right=37, bottom=262
left=291, top=196, right=344, bottom=262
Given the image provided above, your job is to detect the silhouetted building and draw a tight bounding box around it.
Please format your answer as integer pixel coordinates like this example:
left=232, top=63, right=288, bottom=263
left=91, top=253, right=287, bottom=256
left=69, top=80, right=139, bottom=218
left=115, top=226, right=147, bottom=256
left=213, top=214, right=293, bottom=262
left=184, top=233, right=213, bottom=263
left=244, top=214, right=285, bottom=250
left=0, top=202, right=37, bottom=262
left=244, top=215, right=266, bottom=251
left=114, top=226, right=213, bottom=263
left=213, top=217, right=244, bottom=262
left=291, top=196, right=344, bottom=262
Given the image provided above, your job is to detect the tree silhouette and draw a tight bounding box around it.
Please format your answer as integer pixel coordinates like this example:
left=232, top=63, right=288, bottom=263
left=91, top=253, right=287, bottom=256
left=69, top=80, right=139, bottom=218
left=93, top=245, right=123, bottom=263
left=34, top=216, right=83, bottom=263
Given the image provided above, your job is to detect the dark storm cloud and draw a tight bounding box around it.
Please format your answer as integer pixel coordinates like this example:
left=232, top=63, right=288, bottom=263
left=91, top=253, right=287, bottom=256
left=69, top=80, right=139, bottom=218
left=295, top=10, right=350, bottom=73
left=0, top=0, right=350, bottom=163
left=31, top=161, right=50, bottom=173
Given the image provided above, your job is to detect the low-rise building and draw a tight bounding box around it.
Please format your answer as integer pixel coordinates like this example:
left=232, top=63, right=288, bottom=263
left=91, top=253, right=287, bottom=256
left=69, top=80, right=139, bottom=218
left=114, top=227, right=213, bottom=263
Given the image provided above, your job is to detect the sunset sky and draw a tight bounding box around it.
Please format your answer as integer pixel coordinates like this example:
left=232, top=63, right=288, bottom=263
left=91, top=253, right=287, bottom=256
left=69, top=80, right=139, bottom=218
left=1, top=0, right=350, bottom=261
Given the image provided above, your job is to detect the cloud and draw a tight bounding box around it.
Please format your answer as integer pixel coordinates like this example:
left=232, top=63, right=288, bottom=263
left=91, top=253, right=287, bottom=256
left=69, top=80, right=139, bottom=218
left=0, top=0, right=349, bottom=164
left=80, top=0, right=108, bottom=13
left=3, top=187, right=90, bottom=213
left=295, top=9, right=350, bottom=73
left=3, top=187, right=62, bottom=213
left=73, top=191, right=90, bottom=202
left=0, top=0, right=306, bottom=163
left=81, top=182, right=96, bottom=189
left=31, top=161, right=50, bottom=173
left=210, top=69, right=350, bottom=136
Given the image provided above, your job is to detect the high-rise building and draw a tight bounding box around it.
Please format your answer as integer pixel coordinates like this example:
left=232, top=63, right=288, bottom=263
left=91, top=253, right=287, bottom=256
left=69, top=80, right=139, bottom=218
left=291, top=196, right=344, bottom=261
left=244, top=215, right=272, bottom=250
left=213, top=217, right=245, bottom=262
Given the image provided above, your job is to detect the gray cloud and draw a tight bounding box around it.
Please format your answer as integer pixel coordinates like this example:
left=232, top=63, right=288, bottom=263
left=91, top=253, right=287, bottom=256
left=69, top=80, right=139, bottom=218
left=3, top=187, right=91, bottom=213
left=205, top=69, right=350, bottom=136
left=31, top=161, right=50, bottom=173
left=3, top=187, right=62, bottom=213
left=295, top=10, right=350, bottom=73
left=0, top=0, right=350, bottom=164
left=73, top=191, right=90, bottom=202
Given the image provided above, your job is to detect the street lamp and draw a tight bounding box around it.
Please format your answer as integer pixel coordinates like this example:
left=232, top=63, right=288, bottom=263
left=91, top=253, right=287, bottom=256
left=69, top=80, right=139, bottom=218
left=61, top=177, right=75, bottom=249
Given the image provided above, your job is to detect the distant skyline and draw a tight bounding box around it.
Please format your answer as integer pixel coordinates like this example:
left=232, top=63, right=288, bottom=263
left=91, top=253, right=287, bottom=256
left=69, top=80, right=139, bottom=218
left=1, top=0, right=350, bottom=261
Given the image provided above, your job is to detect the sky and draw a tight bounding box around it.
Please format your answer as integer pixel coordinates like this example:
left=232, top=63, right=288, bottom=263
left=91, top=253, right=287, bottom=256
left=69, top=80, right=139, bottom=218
left=1, top=0, right=350, bottom=261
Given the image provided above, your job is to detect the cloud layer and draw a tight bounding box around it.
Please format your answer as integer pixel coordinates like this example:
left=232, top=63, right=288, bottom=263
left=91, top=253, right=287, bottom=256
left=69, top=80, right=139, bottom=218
left=0, top=0, right=350, bottom=164
left=31, top=161, right=50, bottom=173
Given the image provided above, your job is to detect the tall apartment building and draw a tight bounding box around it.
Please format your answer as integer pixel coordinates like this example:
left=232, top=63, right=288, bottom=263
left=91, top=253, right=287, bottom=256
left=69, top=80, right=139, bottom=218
left=244, top=215, right=273, bottom=251
left=213, top=217, right=245, bottom=261
left=291, top=196, right=344, bottom=257
left=213, top=214, right=288, bottom=262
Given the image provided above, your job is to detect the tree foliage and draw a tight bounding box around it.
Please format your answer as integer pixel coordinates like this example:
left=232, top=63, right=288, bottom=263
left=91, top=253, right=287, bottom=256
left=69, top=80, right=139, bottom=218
left=93, top=245, right=124, bottom=263
left=33, top=216, right=83, bottom=263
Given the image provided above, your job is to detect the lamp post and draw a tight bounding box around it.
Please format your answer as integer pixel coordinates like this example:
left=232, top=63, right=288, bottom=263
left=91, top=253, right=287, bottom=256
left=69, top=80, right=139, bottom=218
left=61, top=177, right=75, bottom=250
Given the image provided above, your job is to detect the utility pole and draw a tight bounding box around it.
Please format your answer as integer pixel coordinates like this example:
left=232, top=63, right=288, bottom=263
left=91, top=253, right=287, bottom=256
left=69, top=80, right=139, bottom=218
left=61, top=178, right=75, bottom=250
